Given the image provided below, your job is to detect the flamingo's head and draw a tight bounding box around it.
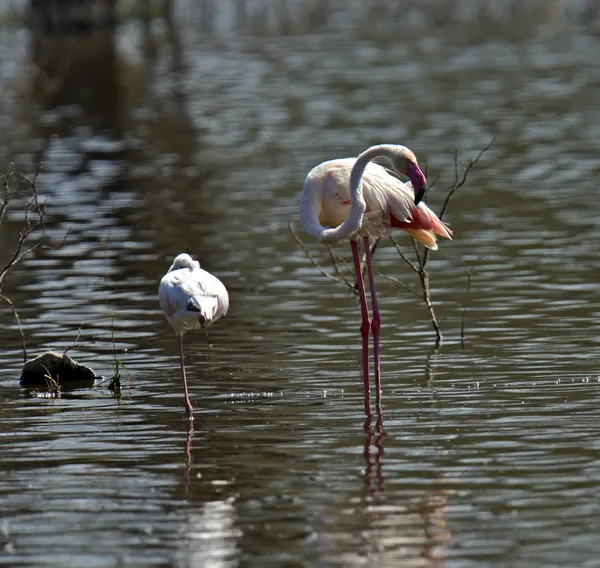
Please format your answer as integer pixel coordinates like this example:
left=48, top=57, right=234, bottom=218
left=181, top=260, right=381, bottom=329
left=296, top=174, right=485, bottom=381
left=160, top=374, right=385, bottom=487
left=169, top=253, right=200, bottom=272
left=390, top=146, right=428, bottom=206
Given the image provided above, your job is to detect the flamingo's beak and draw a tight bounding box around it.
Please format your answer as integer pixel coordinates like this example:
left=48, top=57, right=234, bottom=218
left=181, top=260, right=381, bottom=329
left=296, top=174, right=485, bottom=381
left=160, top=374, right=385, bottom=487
left=407, top=162, right=427, bottom=205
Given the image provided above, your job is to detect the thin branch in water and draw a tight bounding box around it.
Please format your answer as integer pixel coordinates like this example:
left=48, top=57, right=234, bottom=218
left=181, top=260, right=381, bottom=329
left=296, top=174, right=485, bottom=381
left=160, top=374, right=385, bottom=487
left=377, top=270, right=421, bottom=299
left=63, top=323, right=85, bottom=356
left=0, top=294, right=27, bottom=363
left=418, top=173, right=440, bottom=204
left=412, top=238, right=425, bottom=272
left=327, top=245, right=354, bottom=289
left=0, top=189, right=45, bottom=286
left=388, top=236, right=419, bottom=273
left=0, top=164, right=15, bottom=226
left=0, top=162, right=68, bottom=364
left=439, top=134, right=498, bottom=221
left=402, top=136, right=497, bottom=344
left=288, top=221, right=355, bottom=291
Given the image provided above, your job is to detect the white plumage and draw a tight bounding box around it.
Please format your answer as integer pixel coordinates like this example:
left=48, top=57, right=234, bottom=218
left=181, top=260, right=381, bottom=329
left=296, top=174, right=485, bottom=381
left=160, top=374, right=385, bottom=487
left=159, top=253, right=229, bottom=335
left=301, top=158, right=416, bottom=239
left=159, top=253, right=229, bottom=421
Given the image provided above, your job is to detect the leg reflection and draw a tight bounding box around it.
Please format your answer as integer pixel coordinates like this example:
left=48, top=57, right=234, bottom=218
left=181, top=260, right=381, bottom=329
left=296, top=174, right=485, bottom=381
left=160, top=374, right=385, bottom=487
left=363, top=410, right=386, bottom=500
left=185, top=418, right=194, bottom=494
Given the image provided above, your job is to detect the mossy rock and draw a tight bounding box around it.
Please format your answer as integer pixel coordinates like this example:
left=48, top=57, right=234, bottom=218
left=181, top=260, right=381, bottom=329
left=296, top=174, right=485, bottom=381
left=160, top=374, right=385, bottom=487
left=20, top=351, right=97, bottom=388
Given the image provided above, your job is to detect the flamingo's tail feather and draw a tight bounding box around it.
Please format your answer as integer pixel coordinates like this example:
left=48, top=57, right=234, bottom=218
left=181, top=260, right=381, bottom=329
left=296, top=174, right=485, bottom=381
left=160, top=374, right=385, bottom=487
left=403, top=228, right=439, bottom=250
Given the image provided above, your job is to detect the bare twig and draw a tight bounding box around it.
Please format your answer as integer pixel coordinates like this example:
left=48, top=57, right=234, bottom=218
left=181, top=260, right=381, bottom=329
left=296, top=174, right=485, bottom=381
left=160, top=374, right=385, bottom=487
left=438, top=135, right=499, bottom=221
left=0, top=164, right=15, bottom=226
left=0, top=162, right=68, bottom=363
left=63, top=323, right=85, bottom=356
left=288, top=221, right=355, bottom=291
left=42, top=365, right=62, bottom=398
left=377, top=270, right=420, bottom=299
left=0, top=192, right=44, bottom=287
left=389, top=236, right=419, bottom=273
left=0, top=294, right=27, bottom=363
left=418, top=173, right=440, bottom=204
left=327, top=245, right=354, bottom=289
left=377, top=137, right=497, bottom=344
left=408, top=136, right=497, bottom=342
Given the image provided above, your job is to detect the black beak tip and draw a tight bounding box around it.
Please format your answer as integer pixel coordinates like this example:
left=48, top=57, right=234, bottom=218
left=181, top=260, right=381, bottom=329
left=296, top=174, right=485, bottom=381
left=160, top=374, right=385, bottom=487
left=414, top=188, right=425, bottom=205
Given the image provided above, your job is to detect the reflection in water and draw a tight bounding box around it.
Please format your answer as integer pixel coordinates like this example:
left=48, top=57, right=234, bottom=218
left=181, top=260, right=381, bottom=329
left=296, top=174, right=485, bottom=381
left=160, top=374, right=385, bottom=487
left=360, top=409, right=454, bottom=566
left=420, top=482, right=455, bottom=566
left=363, top=412, right=385, bottom=500
left=181, top=497, right=241, bottom=568
left=2, top=2, right=600, bottom=566
left=30, top=30, right=120, bottom=133
left=185, top=419, right=194, bottom=494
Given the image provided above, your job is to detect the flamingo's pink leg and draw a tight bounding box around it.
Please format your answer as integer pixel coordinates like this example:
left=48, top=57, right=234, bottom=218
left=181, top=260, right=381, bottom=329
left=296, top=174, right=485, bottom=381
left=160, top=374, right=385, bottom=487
left=363, top=236, right=381, bottom=402
left=178, top=334, right=194, bottom=421
left=350, top=239, right=371, bottom=411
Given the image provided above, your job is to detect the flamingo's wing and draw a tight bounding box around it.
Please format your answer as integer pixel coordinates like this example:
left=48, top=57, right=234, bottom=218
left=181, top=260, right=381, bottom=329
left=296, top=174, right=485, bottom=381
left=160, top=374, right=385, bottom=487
left=360, top=163, right=415, bottom=224
left=382, top=166, right=413, bottom=189
left=191, top=268, right=230, bottom=322
left=362, top=163, right=452, bottom=247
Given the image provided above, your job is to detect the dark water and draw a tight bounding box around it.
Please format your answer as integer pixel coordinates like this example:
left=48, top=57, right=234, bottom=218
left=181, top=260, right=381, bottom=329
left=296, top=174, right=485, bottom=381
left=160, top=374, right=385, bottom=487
left=1, top=3, right=600, bottom=566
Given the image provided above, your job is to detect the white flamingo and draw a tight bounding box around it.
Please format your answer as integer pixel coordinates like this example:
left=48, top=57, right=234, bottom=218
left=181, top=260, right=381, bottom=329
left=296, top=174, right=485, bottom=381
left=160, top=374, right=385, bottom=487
left=299, top=144, right=452, bottom=407
left=159, top=253, right=229, bottom=421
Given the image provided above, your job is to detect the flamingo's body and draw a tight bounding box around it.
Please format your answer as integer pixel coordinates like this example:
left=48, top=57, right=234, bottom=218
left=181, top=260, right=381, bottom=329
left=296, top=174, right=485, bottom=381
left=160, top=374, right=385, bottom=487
left=159, top=253, right=229, bottom=420
left=299, top=144, right=452, bottom=411
left=300, top=157, right=451, bottom=247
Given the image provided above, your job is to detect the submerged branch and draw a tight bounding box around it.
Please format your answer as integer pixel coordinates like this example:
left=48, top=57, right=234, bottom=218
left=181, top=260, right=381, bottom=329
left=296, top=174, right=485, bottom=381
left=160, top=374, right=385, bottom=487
left=0, top=162, right=68, bottom=363
left=394, top=136, right=497, bottom=344
left=288, top=221, right=355, bottom=292
left=63, top=323, right=85, bottom=356
left=0, top=294, right=27, bottom=363
left=438, top=134, right=499, bottom=221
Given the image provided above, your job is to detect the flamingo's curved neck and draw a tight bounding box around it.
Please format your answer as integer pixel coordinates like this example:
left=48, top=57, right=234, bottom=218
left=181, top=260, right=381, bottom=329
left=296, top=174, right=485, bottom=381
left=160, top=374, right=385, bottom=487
left=301, top=145, right=406, bottom=244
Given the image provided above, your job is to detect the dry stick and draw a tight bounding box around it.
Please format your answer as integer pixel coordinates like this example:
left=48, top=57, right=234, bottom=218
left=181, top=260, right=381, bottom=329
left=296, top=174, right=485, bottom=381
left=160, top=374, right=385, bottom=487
left=19, top=165, right=45, bottom=237
left=0, top=163, right=69, bottom=364
left=288, top=221, right=355, bottom=291
left=0, top=165, right=50, bottom=286
left=327, top=244, right=355, bottom=290
left=0, top=294, right=27, bottom=363
left=437, top=135, right=499, bottom=223
left=389, top=235, right=419, bottom=273
left=63, top=323, right=85, bottom=356
left=0, top=164, right=15, bottom=226
left=412, top=238, right=443, bottom=346
left=378, top=271, right=421, bottom=299
left=393, top=135, right=498, bottom=344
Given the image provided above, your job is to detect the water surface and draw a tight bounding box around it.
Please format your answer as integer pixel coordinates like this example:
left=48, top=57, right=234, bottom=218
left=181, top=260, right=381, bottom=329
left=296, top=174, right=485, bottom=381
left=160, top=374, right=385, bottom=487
left=1, top=3, right=600, bottom=566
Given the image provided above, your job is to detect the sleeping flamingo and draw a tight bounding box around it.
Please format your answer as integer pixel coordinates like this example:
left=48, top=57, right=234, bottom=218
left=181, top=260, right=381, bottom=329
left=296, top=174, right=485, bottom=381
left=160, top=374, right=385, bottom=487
left=159, top=253, right=229, bottom=421
left=299, top=144, right=452, bottom=408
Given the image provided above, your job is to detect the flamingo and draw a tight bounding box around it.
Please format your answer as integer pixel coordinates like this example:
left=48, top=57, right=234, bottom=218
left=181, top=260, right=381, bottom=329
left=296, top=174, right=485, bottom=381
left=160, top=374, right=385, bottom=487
left=299, top=144, right=452, bottom=408
left=159, top=253, right=229, bottom=421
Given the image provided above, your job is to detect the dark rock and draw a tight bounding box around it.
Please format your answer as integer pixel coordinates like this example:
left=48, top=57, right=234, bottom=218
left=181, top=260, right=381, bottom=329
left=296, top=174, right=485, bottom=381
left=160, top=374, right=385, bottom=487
left=20, top=351, right=97, bottom=388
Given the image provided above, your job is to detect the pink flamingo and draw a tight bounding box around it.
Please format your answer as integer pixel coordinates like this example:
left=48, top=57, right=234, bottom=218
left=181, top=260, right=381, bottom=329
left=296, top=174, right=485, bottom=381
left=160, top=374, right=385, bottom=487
left=159, top=253, right=229, bottom=421
left=299, top=144, right=452, bottom=408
